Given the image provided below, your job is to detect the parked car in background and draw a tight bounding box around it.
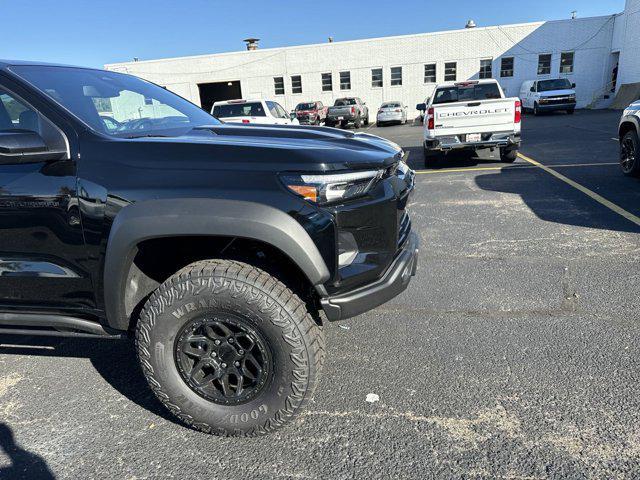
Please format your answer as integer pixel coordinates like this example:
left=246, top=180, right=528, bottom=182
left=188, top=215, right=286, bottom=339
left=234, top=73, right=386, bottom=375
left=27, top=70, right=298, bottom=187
left=520, top=79, right=576, bottom=115
left=295, top=101, right=327, bottom=125
left=376, top=101, right=407, bottom=126
left=326, top=97, right=369, bottom=129
left=212, top=99, right=299, bottom=125
left=417, top=79, right=521, bottom=167
left=618, top=100, right=640, bottom=176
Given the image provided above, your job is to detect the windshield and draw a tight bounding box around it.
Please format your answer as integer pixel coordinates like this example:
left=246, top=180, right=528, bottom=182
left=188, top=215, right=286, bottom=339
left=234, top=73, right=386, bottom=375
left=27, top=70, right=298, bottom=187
left=432, top=83, right=502, bottom=105
left=212, top=102, right=266, bottom=118
left=335, top=98, right=356, bottom=106
left=296, top=103, right=316, bottom=111
left=381, top=103, right=400, bottom=108
left=11, top=66, right=219, bottom=137
left=537, top=79, right=573, bottom=92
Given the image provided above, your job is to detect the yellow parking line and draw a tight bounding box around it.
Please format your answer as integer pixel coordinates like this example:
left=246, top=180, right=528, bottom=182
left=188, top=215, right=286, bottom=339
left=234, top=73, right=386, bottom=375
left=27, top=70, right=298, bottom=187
left=414, top=161, right=618, bottom=175
left=518, top=153, right=640, bottom=227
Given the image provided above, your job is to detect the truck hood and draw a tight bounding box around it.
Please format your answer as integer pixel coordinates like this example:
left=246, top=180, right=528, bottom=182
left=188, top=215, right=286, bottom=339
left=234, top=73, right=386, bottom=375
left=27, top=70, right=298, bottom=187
left=121, top=123, right=404, bottom=172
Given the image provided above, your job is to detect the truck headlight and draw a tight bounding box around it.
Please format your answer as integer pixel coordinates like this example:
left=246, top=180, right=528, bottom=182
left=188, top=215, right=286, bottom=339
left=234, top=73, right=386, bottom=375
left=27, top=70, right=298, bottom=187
left=280, top=170, right=382, bottom=204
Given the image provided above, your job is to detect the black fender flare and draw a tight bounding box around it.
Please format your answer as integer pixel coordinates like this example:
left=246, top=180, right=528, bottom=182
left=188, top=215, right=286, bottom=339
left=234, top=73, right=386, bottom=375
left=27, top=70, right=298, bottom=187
left=103, top=198, right=330, bottom=330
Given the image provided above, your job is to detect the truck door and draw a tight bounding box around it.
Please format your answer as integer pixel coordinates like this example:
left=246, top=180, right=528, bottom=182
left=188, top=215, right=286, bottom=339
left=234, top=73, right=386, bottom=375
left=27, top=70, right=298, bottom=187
left=0, top=82, right=94, bottom=311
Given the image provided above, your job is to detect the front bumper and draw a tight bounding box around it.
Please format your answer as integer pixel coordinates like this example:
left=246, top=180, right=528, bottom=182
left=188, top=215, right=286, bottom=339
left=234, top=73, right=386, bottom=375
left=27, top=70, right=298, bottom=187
left=297, top=114, right=318, bottom=124
left=320, top=231, right=419, bottom=321
left=425, top=132, right=520, bottom=152
left=537, top=102, right=576, bottom=111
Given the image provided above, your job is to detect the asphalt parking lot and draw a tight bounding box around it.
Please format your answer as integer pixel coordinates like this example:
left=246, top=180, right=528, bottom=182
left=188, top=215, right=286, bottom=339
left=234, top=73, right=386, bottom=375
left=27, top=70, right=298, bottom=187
left=1, top=110, right=640, bottom=479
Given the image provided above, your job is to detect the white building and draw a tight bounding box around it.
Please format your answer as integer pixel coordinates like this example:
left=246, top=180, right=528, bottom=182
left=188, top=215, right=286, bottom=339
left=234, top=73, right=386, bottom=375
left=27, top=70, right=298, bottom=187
left=106, top=0, right=640, bottom=116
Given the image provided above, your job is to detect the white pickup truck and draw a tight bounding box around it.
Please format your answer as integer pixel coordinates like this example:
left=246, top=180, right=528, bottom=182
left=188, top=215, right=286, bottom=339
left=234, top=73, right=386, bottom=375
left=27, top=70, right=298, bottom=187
left=417, top=79, right=521, bottom=167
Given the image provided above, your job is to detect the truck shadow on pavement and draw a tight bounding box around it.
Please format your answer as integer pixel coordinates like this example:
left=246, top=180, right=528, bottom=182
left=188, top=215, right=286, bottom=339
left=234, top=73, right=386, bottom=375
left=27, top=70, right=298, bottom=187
left=0, top=423, right=55, bottom=480
left=474, top=167, right=640, bottom=234
left=0, top=336, right=175, bottom=424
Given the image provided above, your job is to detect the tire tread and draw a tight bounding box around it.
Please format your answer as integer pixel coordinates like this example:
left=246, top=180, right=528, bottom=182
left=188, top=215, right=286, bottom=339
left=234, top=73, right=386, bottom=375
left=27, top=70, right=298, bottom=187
left=135, top=259, right=325, bottom=437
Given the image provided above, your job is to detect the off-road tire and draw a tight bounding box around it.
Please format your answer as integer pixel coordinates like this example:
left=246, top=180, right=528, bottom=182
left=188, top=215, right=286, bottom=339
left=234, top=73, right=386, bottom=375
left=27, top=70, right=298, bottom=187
left=136, top=259, right=325, bottom=437
left=500, top=147, right=518, bottom=163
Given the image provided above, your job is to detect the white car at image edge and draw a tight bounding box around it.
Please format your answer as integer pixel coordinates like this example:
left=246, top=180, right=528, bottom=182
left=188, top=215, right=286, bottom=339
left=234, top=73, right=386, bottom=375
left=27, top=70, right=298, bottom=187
left=212, top=99, right=299, bottom=125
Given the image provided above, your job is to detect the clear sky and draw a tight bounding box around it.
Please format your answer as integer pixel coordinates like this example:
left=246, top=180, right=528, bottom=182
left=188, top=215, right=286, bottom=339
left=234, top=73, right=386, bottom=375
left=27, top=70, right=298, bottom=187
left=2, top=0, right=625, bottom=68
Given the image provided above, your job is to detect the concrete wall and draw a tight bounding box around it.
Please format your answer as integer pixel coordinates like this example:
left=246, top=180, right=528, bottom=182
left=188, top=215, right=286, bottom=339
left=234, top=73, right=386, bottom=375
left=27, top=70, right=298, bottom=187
left=106, top=15, right=618, bottom=116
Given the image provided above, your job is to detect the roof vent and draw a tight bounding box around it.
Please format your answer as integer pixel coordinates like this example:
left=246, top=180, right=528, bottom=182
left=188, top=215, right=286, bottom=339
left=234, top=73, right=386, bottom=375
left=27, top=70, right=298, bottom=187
left=465, top=20, right=477, bottom=29
left=243, top=38, right=260, bottom=51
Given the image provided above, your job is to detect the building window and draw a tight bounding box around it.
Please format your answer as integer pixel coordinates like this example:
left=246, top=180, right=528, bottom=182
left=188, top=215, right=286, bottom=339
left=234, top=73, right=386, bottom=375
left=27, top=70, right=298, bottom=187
left=291, top=75, right=302, bottom=94
left=321, top=73, right=333, bottom=91
left=424, top=63, right=436, bottom=83
left=538, top=54, right=552, bottom=75
left=390, top=66, right=402, bottom=86
left=371, top=68, right=383, bottom=88
left=444, top=62, right=457, bottom=81
left=560, top=52, right=574, bottom=74
left=274, top=77, right=284, bottom=95
left=340, top=71, right=351, bottom=90
left=479, top=59, right=492, bottom=79
left=500, top=57, right=514, bottom=78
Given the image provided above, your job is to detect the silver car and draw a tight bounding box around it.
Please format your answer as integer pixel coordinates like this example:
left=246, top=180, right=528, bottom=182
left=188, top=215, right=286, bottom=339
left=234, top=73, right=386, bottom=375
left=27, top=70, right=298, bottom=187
left=376, top=101, right=407, bottom=126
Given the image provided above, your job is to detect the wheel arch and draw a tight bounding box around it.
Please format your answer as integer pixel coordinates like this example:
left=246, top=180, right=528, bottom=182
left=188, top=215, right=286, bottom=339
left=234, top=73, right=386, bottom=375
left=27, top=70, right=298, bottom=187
left=619, top=116, right=639, bottom=139
left=103, top=198, right=330, bottom=331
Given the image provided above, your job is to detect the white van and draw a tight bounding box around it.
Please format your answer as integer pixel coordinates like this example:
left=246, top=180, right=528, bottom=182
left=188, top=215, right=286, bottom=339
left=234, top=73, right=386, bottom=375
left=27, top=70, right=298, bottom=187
left=519, top=79, right=576, bottom=115
left=211, top=99, right=299, bottom=125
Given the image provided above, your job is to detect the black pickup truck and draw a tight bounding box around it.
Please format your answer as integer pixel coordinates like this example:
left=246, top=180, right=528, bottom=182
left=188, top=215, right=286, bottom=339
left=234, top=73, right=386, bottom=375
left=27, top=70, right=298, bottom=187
left=0, top=61, right=418, bottom=436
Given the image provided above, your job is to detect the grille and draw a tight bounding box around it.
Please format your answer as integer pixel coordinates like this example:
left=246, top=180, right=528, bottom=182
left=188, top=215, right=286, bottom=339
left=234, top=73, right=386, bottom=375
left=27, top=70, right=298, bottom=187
left=542, top=96, right=575, bottom=105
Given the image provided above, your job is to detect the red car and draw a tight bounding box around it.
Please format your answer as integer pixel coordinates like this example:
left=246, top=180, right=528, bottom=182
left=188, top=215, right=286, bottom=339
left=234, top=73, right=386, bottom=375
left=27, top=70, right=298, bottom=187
left=295, top=101, right=327, bottom=125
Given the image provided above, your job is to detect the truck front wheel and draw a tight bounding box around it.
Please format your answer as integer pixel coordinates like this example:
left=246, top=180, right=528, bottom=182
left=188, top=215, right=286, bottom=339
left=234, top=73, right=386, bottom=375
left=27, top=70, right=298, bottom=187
left=136, top=259, right=325, bottom=436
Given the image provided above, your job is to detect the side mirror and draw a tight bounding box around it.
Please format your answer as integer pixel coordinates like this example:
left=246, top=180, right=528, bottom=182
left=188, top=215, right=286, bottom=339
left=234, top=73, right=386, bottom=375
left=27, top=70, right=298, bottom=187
left=572, top=83, right=576, bottom=89
left=530, top=86, right=535, bottom=92
left=416, top=103, right=426, bottom=112
left=0, top=131, right=62, bottom=165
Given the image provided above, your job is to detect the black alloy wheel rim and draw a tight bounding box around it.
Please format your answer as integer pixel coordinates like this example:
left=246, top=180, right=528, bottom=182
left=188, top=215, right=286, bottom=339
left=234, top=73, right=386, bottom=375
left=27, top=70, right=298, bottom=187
left=621, top=137, right=636, bottom=173
left=175, top=314, right=271, bottom=405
